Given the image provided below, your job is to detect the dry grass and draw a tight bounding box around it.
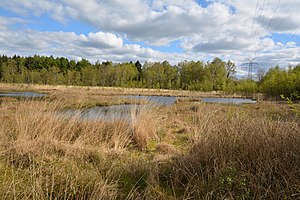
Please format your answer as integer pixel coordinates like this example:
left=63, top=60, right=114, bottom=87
left=159, top=103, right=300, bottom=199
left=0, top=98, right=166, bottom=199
left=0, top=82, right=247, bottom=98
left=0, top=85, right=299, bottom=199
left=130, top=105, right=164, bottom=150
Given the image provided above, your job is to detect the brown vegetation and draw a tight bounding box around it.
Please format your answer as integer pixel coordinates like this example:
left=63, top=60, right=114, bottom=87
left=0, top=85, right=299, bottom=199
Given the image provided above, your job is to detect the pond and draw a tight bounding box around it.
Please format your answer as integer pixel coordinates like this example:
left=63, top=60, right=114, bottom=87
left=61, top=95, right=175, bottom=122
left=122, top=95, right=257, bottom=105
left=61, top=96, right=256, bottom=122
left=0, top=92, right=47, bottom=98
left=121, top=95, right=177, bottom=106
left=202, top=97, right=256, bottom=104
left=62, top=104, right=148, bottom=121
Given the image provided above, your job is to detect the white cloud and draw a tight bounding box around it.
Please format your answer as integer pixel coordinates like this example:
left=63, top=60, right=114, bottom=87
left=0, top=0, right=233, bottom=45
left=0, top=0, right=300, bottom=71
left=81, top=32, right=124, bottom=49
left=0, top=26, right=184, bottom=63
left=0, top=16, right=26, bottom=30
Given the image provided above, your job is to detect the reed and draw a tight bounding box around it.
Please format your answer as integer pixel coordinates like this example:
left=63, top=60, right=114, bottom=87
left=0, top=94, right=299, bottom=199
left=158, top=103, right=300, bottom=199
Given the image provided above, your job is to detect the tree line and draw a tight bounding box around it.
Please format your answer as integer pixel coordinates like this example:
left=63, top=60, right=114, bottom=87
left=0, top=55, right=299, bottom=98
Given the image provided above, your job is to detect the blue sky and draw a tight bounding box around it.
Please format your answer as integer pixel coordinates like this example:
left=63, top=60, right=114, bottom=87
left=0, top=0, right=300, bottom=77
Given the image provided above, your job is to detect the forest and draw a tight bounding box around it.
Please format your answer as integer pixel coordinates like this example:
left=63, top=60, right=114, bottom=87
left=0, top=55, right=299, bottom=98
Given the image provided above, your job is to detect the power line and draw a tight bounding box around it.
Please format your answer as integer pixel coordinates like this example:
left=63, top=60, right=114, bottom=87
left=259, top=0, right=271, bottom=26
left=276, top=0, right=299, bottom=45
left=283, top=24, right=300, bottom=44
left=243, top=0, right=295, bottom=71
left=276, top=0, right=295, bottom=31
left=253, top=0, right=267, bottom=38
left=253, top=0, right=281, bottom=58
left=247, top=0, right=260, bottom=54
left=247, top=0, right=271, bottom=58
left=265, top=0, right=281, bottom=35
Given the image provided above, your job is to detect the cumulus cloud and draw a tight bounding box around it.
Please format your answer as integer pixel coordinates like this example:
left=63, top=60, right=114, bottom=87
left=0, top=16, right=26, bottom=30
left=0, top=0, right=300, bottom=71
left=0, top=0, right=234, bottom=45
left=0, top=24, right=189, bottom=64
left=79, top=32, right=124, bottom=49
left=1, top=0, right=299, bottom=47
left=0, top=0, right=67, bottom=23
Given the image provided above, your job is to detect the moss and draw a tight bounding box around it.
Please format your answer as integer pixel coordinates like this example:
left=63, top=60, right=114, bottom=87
left=146, top=140, right=157, bottom=152
left=173, top=134, right=191, bottom=149
left=117, top=161, right=150, bottom=197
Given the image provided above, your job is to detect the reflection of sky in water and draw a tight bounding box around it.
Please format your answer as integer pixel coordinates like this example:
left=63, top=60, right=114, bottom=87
left=61, top=96, right=257, bottom=122
left=0, top=92, right=47, bottom=97
left=202, top=98, right=256, bottom=104
left=62, top=104, right=149, bottom=122
left=121, top=95, right=177, bottom=106
left=61, top=95, right=176, bottom=122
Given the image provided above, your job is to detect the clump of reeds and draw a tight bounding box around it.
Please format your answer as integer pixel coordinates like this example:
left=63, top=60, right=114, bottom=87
left=159, top=103, right=300, bottom=199
left=1, top=96, right=299, bottom=199
left=0, top=98, right=170, bottom=199
left=1, top=100, right=133, bottom=159
left=130, top=104, right=164, bottom=150
left=0, top=99, right=137, bottom=199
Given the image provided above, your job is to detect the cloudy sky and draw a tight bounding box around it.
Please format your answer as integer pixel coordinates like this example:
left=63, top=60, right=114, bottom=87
left=0, top=0, right=300, bottom=76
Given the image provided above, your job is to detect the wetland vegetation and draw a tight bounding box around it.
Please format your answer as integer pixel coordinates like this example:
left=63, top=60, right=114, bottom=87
left=0, top=84, right=299, bottom=199
left=0, top=54, right=299, bottom=199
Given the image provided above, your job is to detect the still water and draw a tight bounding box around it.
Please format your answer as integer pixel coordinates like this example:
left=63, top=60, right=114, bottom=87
left=61, top=96, right=256, bottom=121
left=61, top=96, right=175, bottom=121
left=0, top=92, right=47, bottom=98
left=62, top=104, right=148, bottom=121
left=61, top=95, right=175, bottom=121
left=121, top=95, right=177, bottom=106
left=202, top=97, right=256, bottom=104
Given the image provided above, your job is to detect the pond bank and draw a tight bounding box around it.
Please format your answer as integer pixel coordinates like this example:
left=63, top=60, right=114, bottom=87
left=0, top=83, right=261, bottom=99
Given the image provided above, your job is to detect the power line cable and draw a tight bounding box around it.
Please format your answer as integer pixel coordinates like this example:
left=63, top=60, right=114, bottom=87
left=254, top=0, right=267, bottom=36
left=253, top=0, right=281, bottom=58
left=251, top=0, right=268, bottom=57
left=283, top=24, right=300, bottom=44
left=247, top=0, right=260, bottom=55
left=273, top=0, right=299, bottom=46
left=243, top=0, right=296, bottom=69
left=259, top=0, right=271, bottom=26
left=242, top=0, right=261, bottom=78
left=265, top=0, right=281, bottom=35
left=247, top=0, right=272, bottom=59
left=276, top=0, right=295, bottom=31
left=255, top=0, right=299, bottom=70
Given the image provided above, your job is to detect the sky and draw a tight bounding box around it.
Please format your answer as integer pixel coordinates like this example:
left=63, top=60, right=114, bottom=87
left=1, top=0, right=300, bottom=77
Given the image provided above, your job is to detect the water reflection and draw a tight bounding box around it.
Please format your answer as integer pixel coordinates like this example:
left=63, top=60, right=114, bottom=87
left=61, top=96, right=256, bottom=122
left=61, top=95, right=175, bottom=122
left=202, top=97, right=256, bottom=104
left=0, top=92, right=47, bottom=98
left=62, top=104, right=149, bottom=122
left=121, top=95, right=177, bottom=106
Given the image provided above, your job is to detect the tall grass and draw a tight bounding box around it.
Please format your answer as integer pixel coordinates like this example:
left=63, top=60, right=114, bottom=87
left=0, top=100, right=131, bottom=199
left=0, top=99, right=166, bottom=199
left=130, top=104, right=164, bottom=150
left=159, top=103, right=300, bottom=199
left=0, top=98, right=299, bottom=199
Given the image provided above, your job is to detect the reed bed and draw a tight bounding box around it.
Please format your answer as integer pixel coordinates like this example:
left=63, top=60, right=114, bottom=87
left=0, top=96, right=299, bottom=199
